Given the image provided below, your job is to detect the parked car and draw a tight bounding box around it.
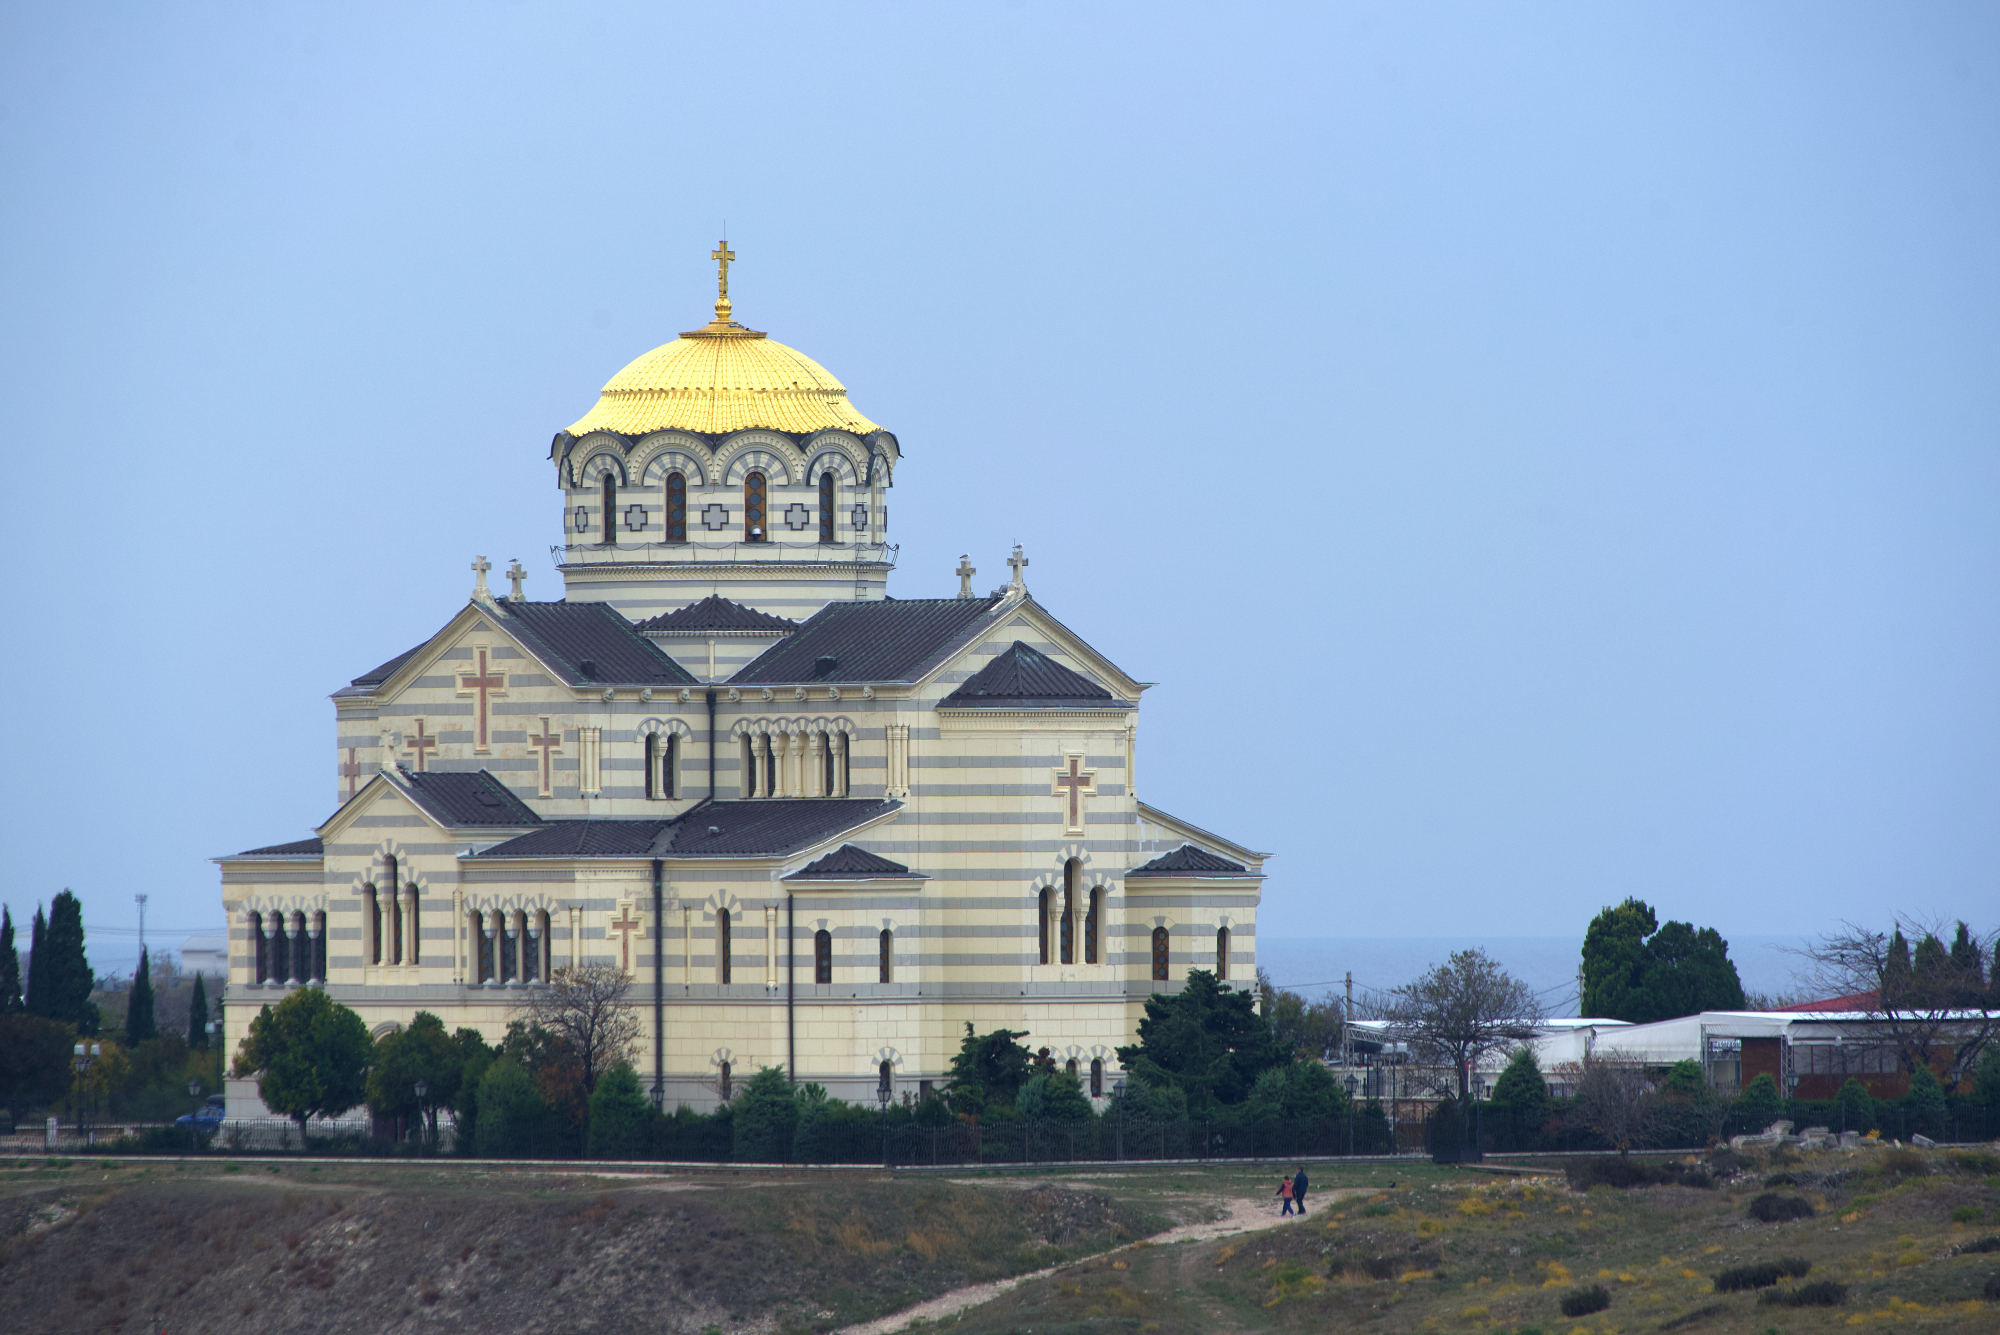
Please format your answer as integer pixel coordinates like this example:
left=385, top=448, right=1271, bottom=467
left=175, top=1095, right=226, bottom=1134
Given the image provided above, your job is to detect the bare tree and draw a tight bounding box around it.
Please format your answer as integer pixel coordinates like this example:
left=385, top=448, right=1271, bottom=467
left=1794, top=918, right=1997, bottom=1087
left=1567, top=1058, right=1663, bottom=1156
left=513, top=964, right=641, bottom=1095
left=1384, top=948, right=1544, bottom=1101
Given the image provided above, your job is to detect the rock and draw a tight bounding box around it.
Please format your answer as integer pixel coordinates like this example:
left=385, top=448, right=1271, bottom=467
left=1838, top=1131, right=1861, bottom=1149
left=1801, top=1126, right=1830, bottom=1139
left=1765, top=1120, right=1795, bottom=1136
left=1911, top=1134, right=1936, bottom=1149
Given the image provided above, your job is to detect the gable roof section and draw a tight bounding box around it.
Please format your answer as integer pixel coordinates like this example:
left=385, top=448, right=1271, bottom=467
left=399, top=768, right=546, bottom=827
left=1135, top=801, right=1269, bottom=867
left=350, top=644, right=423, bottom=688
left=784, top=843, right=918, bottom=879
left=731, top=596, right=1005, bottom=685
left=636, top=595, right=799, bottom=634
left=493, top=600, right=697, bottom=687
left=234, top=837, right=325, bottom=857
left=1128, top=843, right=1249, bottom=877
left=940, top=640, right=1121, bottom=708
left=474, top=798, right=901, bottom=860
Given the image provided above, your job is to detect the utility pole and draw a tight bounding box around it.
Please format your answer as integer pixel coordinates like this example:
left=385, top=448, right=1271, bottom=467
left=135, top=894, right=147, bottom=960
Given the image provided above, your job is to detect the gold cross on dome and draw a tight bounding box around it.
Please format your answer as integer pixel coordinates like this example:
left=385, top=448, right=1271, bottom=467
left=712, top=240, right=736, bottom=303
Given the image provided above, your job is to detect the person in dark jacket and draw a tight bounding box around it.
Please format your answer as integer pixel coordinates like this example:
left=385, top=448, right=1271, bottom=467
left=1292, top=1166, right=1309, bottom=1214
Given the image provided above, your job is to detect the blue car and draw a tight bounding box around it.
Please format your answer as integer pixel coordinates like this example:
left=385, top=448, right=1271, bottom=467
left=175, top=1095, right=226, bottom=1134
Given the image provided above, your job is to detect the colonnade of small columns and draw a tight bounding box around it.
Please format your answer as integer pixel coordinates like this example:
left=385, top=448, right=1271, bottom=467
left=471, top=907, right=552, bottom=985
left=743, top=727, right=850, bottom=799
left=364, top=882, right=421, bottom=966
left=249, top=909, right=326, bottom=984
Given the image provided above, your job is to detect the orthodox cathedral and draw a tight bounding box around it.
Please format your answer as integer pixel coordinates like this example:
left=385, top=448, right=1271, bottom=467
left=219, top=249, right=1267, bottom=1112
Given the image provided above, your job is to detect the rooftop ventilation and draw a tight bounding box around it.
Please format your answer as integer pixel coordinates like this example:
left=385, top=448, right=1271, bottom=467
left=813, top=655, right=838, bottom=679
left=578, top=658, right=597, bottom=678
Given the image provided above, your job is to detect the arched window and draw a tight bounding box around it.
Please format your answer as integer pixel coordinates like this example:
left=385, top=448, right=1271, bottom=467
left=879, top=928, right=893, bottom=984
left=383, top=856, right=400, bottom=965
left=1085, top=887, right=1100, bottom=965
left=814, top=929, right=833, bottom=984
left=601, top=472, right=617, bottom=545
left=536, top=910, right=552, bottom=981
left=664, top=471, right=687, bottom=542
left=661, top=733, right=676, bottom=799
left=818, top=471, right=835, bottom=541
left=271, top=912, right=290, bottom=983
left=473, top=908, right=492, bottom=983
left=1065, top=1058, right=1078, bottom=1079
left=644, top=734, right=660, bottom=799
left=364, top=885, right=381, bottom=965
left=407, top=885, right=420, bottom=966
left=249, top=911, right=266, bottom=982
left=1060, top=859, right=1077, bottom=964
left=717, top=908, right=732, bottom=983
left=878, top=1060, right=893, bottom=1102
left=312, top=911, right=327, bottom=982
left=718, top=1061, right=732, bottom=1102
left=744, top=471, right=766, bottom=541
left=1090, top=1058, right=1103, bottom=1098
left=1215, top=926, right=1230, bottom=980
left=1151, top=926, right=1170, bottom=981
left=1037, top=888, right=1051, bottom=965
left=499, top=910, right=516, bottom=984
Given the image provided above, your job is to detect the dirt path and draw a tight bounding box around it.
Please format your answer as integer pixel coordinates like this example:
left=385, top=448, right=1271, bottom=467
left=830, top=1186, right=1374, bottom=1335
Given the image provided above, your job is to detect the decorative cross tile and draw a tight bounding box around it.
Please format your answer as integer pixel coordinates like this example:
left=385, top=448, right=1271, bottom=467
left=573, top=506, right=589, bottom=532
left=784, top=502, right=811, bottom=529
left=625, top=504, right=647, bottom=531
left=702, top=503, right=730, bottom=530
left=851, top=503, right=868, bottom=530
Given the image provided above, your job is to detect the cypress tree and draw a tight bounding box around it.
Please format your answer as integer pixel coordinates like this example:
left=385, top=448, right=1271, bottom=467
left=24, top=905, right=46, bottom=1016
left=28, top=892, right=93, bottom=1027
left=188, top=972, right=209, bottom=1049
left=0, top=907, right=21, bottom=1014
left=127, top=945, right=157, bottom=1043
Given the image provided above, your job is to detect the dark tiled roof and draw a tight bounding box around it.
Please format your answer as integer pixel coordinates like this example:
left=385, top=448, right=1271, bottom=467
left=494, top=601, right=698, bottom=687
left=731, top=596, right=1005, bottom=685
left=940, top=640, right=1120, bottom=708
left=635, top=595, right=799, bottom=634
left=474, top=798, right=900, bottom=860
left=399, top=769, right=546, bottom=828
left=784, top=843, right=918, bottom=879
left=235, top=837, right=324, bottom=857
left=350, top=644, right=423, bottom=688
left=1127, top=844, right=1249, bottom=877
left=469, top=819, right=677, bottom=858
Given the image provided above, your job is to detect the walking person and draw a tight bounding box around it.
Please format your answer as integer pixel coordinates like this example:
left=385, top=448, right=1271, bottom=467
left=1292, top=1166, right=1309, bottom=1215
left=1277, top=1173, right=1295, bottom=1216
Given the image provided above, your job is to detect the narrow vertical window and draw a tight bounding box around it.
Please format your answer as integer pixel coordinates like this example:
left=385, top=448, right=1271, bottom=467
left=665, top=471, right=687, bottom=542
left=474, top=909, right=492, bottom=983
left=1065, top=1058, right=1078, bottom=1079
left=663, top=733, right=676, bottom=799
left=1085, top=887, right=1100, bottom=965
left=1215, top=926, right=1230, bottom=980
left=407, top=888, right=419, bottom=965
left=250, top=912, right=266, bottom=983
left=1090, top=1058, right=1103, bottom=1098
left=644, top=734, right=659, bottom=799
left=818, top=471, right=835, bottom=541
left=1151, top=926, right=1170, bottom=981
left=718, top=1061, right=732, bottom=1102
left=601, top=472, right=617, bottom=544
left=271, top=913, right=290, bottom=983
left=814, top=929, right=832, bottom=984
left=313, top=911, right=327, bottom=982
left=364, top=888, right=380, bottom=965
left=879, top=928, right=892, bottom=984
left=744, top=471, right=766, bottom=541
left=1038, top=888, right=1051, bottom=965
left=718, top=908, right=732, bottom=983
left=1060, top=859, right=1076, bottom=964
left=537, top=910, right=552, bottom=980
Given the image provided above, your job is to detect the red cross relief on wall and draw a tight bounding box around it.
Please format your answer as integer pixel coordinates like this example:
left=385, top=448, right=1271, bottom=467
left=341, top=747, right=363, bottom=799
left=608, top=903, right=643, bottom=974
left=403, top=719, right=437, bottom=772
left=528, top=718, right=562, bottom=797
left=456, top=648, right=507, bottom=752
left=1052, top=754, right=1097, bottom=835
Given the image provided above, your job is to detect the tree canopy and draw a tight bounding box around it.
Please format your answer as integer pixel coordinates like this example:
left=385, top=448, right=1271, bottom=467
left=232, top=987, right=373, bottom=1142
left=511, top=964, right=638, bottom=1095
left=1384, top=948, right=1543, bottom=1101
left=944, top=1024, right=1038, bottom=1115
left=0, top=907, right=22, bottom=1015
left=1800, top=918, right=1996, bottom=1085
left=1581, top=898, right=1744, bottom=1023
left=126, top=946, right=157, bottom=1043
left=27, top=892, right=95, bottom=1030
left=1114, top=969, right=1286, bottom=1114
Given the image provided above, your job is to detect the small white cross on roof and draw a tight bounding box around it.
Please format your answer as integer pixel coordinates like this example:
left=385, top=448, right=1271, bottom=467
left=470, top=554, right=492, bottom=602
left=1007, top=544, right=1029, bottom=592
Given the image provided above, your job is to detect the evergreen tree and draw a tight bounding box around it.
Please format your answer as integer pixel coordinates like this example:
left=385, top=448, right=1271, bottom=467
left=473, top=1056, right=554, bottom=1157
left=1735, top=1072, right=1784, bottom=1124
left=1912, top=933, right=1948, bottom=993
left=731, top=1066, right=798, bottom=1163
left=943, top=1023, right=1036, bottom=1115
left=1901, top=1064, right=1946, bottom=1139
left=1883, top=929, right=1912, bottom=1002
left=126, top=946, right=157, bottom=1043
left=1114, top=969, right=1287, bottom=1114
left=187, top=972, right=209, bottom=1048
left=585, top=1062, right=653, bottom=1159
left=0, top=907, right=21, bottom=1014
left=1581, top=898, right=1655, bottom=1019
left=26, top=892, right=92, bottom=1028
left=1490, top=1046, right=1550, bottom=1127
left=1580, top=899, right=1743, bottom=1023
left=1835, top=1078, right=1875, bottom=1133
left=24, top=905, right=45, bottom=1017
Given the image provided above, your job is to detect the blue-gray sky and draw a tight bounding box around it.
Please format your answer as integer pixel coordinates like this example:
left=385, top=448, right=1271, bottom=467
left=3, top=3, right=1996, bottom=974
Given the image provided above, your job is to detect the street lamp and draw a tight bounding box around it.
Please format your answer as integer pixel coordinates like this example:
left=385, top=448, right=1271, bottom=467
left=414, top=1079, right=429, bottom=1154
left=73, top=1044, right=101, bottom=1146
left=187, top=1079, right=203, bottom=1154
left=1344, top=1074, right=1359, bottom=1157
left=877, top=1065, right=892, bottom=1168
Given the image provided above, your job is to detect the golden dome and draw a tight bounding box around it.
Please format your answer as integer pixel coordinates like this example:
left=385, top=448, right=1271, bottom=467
left=565, top=295, right=880, bottom=438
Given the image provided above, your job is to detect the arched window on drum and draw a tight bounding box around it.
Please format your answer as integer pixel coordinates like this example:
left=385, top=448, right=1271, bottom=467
left=664, top=471, right=687, bottom=542
left=814, top=929, right=833, bottom=984
left=600, top=472, right=617, bottom=545
left=818, top=471, right=835, bottom=542
left=744, top=472, right=767, bottom=542
left=1151, top=926, right=1170, bottom=982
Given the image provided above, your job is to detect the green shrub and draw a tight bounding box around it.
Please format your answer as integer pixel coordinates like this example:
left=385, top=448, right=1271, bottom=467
left=1558, top=1284, right=1610, bottom=1316
left=473, top=1056, right=558, bottom=1157
left=1714, top=1259, right=1806, bottom=1292
left=1760, top=1279, right=1847, bottom=1307
left=1564, top=1157, right=1712, bottom=1190
left=1902, top=1065, right=1947, bottom=1138
left=731, top=1066, right=797, bottom=1163
left=585, top=1063, right=652, bottom=1159
left=1746, top=1193, right=1814, bottom=1223
left=1985, top=1274, right=2000, bottom=1301
left=1735, top=1072, right=1783, bottom=1122
left=1956, top=1234, right=2000, bottom=1255
left=1950, top=1205, right=1984, bottom=1224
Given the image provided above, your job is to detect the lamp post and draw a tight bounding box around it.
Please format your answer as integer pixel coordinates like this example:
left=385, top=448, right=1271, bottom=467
left=73, top=1044, right=101, bottom=1147
left=187, top=1079, right=203, bottom=1154
left=876, top=1067, right=892, bottom=1169
left=414, top=1079, right=429, bottom=1154
left=1345, top=1074, right=1358, bottom=1157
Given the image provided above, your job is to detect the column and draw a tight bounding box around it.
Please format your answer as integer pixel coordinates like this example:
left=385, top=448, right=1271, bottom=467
left=405, top=886, right=420, bottom=966
left=831, top=731, right=848, bottom=797
left=764, top=905, right=778, bottom=989
left=807, top=732, right=827, bottom=797
left=751, top=734, right=769, bottom=799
